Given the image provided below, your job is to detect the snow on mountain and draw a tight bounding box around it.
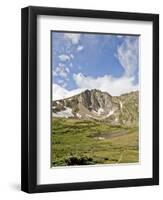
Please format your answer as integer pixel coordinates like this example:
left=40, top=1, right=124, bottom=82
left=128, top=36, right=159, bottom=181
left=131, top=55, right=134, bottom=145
left=52, top=89, right=139, bottom=126
left=53, top=107, right=74, bottom=118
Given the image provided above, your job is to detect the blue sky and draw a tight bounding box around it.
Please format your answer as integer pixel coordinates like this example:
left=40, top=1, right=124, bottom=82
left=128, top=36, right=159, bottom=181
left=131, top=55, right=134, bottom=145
left=52, top=31, right=139, bottom=100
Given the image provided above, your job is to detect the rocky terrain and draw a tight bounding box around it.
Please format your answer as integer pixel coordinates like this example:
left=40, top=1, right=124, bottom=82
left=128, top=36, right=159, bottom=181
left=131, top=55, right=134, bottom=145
left=52, top=89, right=139, bottom=126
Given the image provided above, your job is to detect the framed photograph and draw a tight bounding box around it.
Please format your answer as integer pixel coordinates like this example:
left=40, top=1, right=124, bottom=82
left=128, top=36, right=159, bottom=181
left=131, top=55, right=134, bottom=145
left=21, top=6, right=159, bottom=193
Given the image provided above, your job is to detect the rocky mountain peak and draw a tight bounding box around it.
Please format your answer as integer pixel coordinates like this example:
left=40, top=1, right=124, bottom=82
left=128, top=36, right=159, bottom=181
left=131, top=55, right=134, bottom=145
left=52, top=90, right=139, bottom=126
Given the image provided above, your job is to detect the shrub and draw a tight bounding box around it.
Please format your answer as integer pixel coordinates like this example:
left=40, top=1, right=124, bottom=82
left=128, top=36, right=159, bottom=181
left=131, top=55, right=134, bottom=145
left=65, top=155, right=96, bottom=165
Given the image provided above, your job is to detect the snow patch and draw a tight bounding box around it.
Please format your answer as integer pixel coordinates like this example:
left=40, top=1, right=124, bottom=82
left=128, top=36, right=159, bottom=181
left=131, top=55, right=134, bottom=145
left=97, top=108, right=104, bottom=115
left=76, top=113, right=82, bottom=118
left=120, top=101, right=123, bottom=109
left=53, top=107, right=74, bottom=118
left=92, top=108, right=104, bottom=116
left=106, top=110, right=114, bottom=117
left=86, top=114, right=92, bottom=118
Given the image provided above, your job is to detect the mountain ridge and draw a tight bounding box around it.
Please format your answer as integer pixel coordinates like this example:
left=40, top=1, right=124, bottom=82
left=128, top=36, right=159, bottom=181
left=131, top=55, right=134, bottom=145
left=52, top=89, right=139, bottom=126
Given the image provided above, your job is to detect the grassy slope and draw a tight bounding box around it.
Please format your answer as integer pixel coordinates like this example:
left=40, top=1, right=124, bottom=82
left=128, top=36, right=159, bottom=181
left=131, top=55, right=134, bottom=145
left=52, top=118, right=139, bottom=167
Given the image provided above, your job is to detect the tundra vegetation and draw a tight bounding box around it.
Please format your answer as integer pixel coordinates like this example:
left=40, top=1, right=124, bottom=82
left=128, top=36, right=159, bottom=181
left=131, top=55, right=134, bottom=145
left=52, top=90, right=139, bottom=166
left=52, top=118, right=139, bottom=166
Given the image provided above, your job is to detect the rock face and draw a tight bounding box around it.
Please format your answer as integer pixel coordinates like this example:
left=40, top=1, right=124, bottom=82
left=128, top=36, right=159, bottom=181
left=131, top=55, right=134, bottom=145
left=52, top=89, right=139, bottom=126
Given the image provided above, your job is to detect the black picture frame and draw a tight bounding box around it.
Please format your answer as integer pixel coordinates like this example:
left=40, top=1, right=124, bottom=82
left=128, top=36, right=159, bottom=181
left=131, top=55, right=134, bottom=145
left=21, top=6, right=159, bottom=193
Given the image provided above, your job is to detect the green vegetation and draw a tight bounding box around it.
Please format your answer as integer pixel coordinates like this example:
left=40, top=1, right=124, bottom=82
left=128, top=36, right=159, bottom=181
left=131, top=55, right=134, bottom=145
left=52, top=118, right=139, bottom=167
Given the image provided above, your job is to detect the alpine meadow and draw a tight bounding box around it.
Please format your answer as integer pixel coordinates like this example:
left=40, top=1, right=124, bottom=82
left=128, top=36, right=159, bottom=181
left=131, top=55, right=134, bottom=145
left=51, top=31, right=139, bottom=167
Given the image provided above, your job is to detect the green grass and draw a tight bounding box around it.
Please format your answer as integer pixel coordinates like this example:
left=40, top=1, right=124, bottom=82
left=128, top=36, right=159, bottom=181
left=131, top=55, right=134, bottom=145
left=52, top=118, right=139, bottom=166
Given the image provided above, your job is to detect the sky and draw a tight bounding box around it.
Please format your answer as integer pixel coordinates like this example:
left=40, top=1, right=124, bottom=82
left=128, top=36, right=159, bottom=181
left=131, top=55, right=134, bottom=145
left=52, top=31, right=139, bottom=100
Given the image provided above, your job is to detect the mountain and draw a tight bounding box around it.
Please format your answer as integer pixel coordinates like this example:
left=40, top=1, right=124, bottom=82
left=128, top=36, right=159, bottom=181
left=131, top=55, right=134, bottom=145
left=52, top=89, right=139, bottom=126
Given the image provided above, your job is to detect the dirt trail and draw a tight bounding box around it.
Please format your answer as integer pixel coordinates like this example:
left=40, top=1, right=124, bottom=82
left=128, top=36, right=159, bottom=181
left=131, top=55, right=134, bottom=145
left=118, top=149, right=127, bottom=163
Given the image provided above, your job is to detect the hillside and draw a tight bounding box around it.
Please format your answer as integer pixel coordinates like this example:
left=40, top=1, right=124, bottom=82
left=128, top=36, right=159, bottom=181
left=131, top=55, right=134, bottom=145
left=52, top=89, right=139, bottom=126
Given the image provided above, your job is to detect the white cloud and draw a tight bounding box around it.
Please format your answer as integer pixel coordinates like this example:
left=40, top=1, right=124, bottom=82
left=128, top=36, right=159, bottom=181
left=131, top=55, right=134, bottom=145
left=116, top=35, right=123, bottom=38
left=58, top=54, right=70, bottom=62
left=53, top=70, right=57, bottom=77
left=73, top=73, right=138, bottom=96
left=53, top=83, right=85, bottom=101
left=53, top=71, right=138, bottom=100
left=54, top=63, right=70, bottom=78
left=53, top=36, right=139, bottom=100
left=70, top=54, right=74, bottom=59
left=53, top=84, right=68, bottom=100
left=65, top=67, right=70, bottom=73
left=57, top=79, right=67, bottom=88
left=64, top=33, right=81, bottom=45
left=116, top=37, right=139, bottom=77
left=77, top=45, right=84, bottom=51
left=58, top=79, right=64, bottom=84
left=55, top=67, right=67, bottom=78
left=58, top=71, right=67, bottom=78
left=62, top=82, right=67, bottom=88
left=58, top=63, right=66, bottom=67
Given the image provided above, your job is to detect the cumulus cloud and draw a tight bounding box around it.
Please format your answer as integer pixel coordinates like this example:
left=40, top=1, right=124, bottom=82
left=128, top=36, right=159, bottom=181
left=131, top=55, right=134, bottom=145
left=70, top=54, right=74, bottom=59
left=116, top=37, right=139, bottom=77
left=53, top=35, right=139, bottom=100
left=53, top=63, right=70, bottom=78
left=65, top=67, right=70, bottom=73
left=53, top=84, right=68, bottom=100
left=59, top=54, right=70, bottom=62
left=53, top=72, right=138, bottom=100
left=77, top=45, right=84, bottom=51
left=73, top=73, right=138, bottom=96
left=53, top=70, right=57, bottom=77
left=64, top=33, right=81, bottom=45
left=57, top=79, right=64, bottom=84
left=53, top=83, right=85, bottom=100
